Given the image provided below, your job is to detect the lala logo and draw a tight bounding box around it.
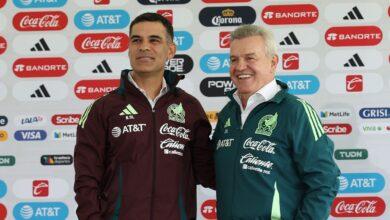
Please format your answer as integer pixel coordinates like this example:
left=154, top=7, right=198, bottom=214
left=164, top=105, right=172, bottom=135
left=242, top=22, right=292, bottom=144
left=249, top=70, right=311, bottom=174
left=32, top=180, right=49, bottom=197
left=255, top=113, right=278, bottom=136
left=346, top=75, right=363, bottom=92
left=167, top=103, right=185, bottom=124
left=157, top=9, right=173, bottom=24
left=282, top=53, right=299, bottom=70
left=219, top=31, right=230, bottom=48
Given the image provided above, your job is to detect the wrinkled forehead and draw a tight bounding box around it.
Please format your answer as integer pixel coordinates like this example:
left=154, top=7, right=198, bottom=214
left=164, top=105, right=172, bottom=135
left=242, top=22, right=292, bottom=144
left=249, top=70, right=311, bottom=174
left=130, top=21, right=168, bottom=39
left=230, top=36, right=267, bottom=57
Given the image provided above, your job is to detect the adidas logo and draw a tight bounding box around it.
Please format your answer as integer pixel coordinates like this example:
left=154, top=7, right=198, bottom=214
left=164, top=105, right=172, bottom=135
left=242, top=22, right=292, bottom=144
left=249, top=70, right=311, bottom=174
left=344, top=53, right=364, bottom=67
left=343, top=6, right=363, bottom=20
left=30, top=38, right=50, bottom=52
left=119, top=104, right=138, bottom=119
left=279, top=32, right=300, bottom=45
left=31, top=84, right=50, bottom=98
left=92, top=60, right=112, bottom=73
left=224, top=118, right=231, bottom=128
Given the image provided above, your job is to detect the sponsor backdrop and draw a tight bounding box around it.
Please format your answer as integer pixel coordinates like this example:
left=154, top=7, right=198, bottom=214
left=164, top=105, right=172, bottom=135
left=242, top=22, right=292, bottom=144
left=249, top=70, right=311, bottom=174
left=0, top=0, right=389, bottom=219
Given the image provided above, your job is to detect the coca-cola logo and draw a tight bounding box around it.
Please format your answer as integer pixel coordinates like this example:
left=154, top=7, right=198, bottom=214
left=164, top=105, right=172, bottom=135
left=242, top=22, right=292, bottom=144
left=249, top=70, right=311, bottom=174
left=13, top=57, right=68, bottom=78
left=74, top=79, right=119, bottom=99
left=325, top=26, right=382, bottom=47
left=51, top=114, right=81, bottom=125
left=159, top=123, right=190, bottom=140
left=262, top=4, right=318, bottom=25
left=13, top=11, right=68, bottom=31
left=74, top=33, right=129, bottom=53
left=323, top=123, right=352, bottom=135
left=242, top=138, right=276, bottom=154
left=331, top=197, right=386, bottom=217
left=0, top=36, right=6, bottom=55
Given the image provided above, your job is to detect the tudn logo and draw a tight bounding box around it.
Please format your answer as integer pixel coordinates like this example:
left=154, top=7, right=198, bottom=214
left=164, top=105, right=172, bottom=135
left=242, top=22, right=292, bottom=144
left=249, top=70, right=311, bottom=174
left=111, top=127, right=121, bottom=138
left=343, top=6, right=364, bottom=20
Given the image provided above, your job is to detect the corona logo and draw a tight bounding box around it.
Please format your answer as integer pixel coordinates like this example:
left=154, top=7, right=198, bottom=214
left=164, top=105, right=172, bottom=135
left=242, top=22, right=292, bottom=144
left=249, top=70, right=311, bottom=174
left=222, top=9, right=234, bottom=17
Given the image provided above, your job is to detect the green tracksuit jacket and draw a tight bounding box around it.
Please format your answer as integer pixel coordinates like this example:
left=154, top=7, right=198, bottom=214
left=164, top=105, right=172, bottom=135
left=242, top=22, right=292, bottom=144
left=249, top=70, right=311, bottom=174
left=212, top=81, right=340, bottom=220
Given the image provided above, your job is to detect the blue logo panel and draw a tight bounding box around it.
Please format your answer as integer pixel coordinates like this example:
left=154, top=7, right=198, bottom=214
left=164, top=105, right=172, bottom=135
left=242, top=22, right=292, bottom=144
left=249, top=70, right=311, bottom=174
left=0, top=180, right=6, bottom=198
left=173, top=31, right=193, bottom=51
left=200, top=53, right=230, bottom=74
left=74, top=10, right=130, bottom=30
left=13, top=202, right=68, bottom=220
left=13, top=0, right=67, bottom=8
left=14, top=130, right=47, bottom=141
left=338, top=173, right=385, bottom=193
left=359, top=107, right=390, bottom=119
left=276, top=75, right=319, bottom=95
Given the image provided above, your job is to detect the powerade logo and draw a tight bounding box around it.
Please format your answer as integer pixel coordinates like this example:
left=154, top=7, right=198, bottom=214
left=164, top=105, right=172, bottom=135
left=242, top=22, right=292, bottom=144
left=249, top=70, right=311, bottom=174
left=200, top=53, right=230, bottom=74
left=359, top=107, right=390, bottom=119
left=74, top=10, right=130, bottom=30
left=13, top=202, right=68, bottom=220
left=0, top=155, right=16, bottom=166
left=14, top=130, right=47, bottom=141
left=339, top=173, right=385, bottom=193
left=13, top=0, right=67, bottom=8
left=165, top=54, right=193, bottom=74
left=276, top=75, right=319, bottom=95
left=200, top=77, right=235, bottom=97
left=335, top=149, right=368, bottom=160
left=173, top=31, right=193, bottom=51
left=0, top=179, right=6, bottom=198
left=0, top=115, right=7, bottom=126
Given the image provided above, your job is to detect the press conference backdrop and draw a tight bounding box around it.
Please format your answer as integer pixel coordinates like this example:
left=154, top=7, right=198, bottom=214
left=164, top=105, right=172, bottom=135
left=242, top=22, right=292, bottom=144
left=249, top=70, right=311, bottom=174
left=0, top=0, right=389, bottom=219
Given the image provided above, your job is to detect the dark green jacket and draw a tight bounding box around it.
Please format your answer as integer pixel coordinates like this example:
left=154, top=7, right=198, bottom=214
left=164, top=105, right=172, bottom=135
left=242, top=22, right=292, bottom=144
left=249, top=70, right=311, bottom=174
left=212, top=81, right=340, bottom=220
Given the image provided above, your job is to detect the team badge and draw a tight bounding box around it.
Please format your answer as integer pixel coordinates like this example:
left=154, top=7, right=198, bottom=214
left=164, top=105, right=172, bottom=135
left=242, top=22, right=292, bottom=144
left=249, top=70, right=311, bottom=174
left=167, top=103, right=185, bottom=124
left=255, top=112, right=278, bottom=136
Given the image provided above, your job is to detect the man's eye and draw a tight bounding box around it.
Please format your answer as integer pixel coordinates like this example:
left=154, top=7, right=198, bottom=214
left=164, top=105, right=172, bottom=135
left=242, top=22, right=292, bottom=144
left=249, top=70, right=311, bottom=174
left=131, top=39, right=140, bottom=43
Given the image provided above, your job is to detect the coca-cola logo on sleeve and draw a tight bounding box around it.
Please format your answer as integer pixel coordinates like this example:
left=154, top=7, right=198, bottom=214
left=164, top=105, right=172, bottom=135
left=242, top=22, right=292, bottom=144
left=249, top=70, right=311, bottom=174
left=74, top=33, right=129, bottom=53
left=331, top=197, right=386, bottom=217
left=13, top=11, right=68, bottom=31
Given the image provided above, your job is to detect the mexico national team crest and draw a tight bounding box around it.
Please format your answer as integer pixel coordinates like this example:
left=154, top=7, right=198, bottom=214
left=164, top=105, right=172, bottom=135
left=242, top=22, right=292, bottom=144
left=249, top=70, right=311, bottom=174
left=255, top=112, right=278, bottom=136
left=167, top=103, right=185, bottom=124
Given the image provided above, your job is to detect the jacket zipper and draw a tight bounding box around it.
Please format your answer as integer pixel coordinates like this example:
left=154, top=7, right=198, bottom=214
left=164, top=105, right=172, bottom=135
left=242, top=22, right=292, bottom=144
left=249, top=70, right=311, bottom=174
left=150, top=109, right=156, bottom=220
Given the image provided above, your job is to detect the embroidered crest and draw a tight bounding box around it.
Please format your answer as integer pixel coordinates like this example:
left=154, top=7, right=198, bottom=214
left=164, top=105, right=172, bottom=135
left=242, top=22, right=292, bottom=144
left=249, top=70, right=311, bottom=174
left=255, top=112, right=278, bottom=136
left=167, top=103, right=185, bottom=124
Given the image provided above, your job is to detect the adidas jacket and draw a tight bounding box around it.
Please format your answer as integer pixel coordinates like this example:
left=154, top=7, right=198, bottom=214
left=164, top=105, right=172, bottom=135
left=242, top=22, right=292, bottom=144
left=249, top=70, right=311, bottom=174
left=212, top=81, right=340, bottom=220
left=74, top=70, right=215, bottom=220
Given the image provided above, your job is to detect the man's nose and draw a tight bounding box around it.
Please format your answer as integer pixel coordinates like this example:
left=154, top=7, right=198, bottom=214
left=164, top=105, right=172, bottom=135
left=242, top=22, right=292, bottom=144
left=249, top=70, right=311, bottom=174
left=139, top=41, right=150, bottom=51
left=235, top=59, right=247, bottom=71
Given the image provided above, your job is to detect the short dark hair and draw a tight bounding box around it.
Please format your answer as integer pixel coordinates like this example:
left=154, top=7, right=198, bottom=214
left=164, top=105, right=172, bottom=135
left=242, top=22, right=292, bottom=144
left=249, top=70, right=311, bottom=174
left=129, top=12, right=174, bottom=42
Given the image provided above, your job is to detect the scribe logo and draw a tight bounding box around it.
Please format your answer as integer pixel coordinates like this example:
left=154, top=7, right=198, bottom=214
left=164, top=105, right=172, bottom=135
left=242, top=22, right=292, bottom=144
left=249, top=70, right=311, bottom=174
left=323, top=123, right=352, bottom=135
left=74, top=33, right=129, bottom=53
left=41, top=154, right=73, bottom=166
left=346, top=75, right=363, bottom=92
left=157, top=9, right=173, bottom=24
left=13, top=57, right=68, bottom=78
left=94, top=0, right=110, bottom=5
left=201, top=199, right=217, bottom=219
left=0, top=36, right=6, bottom=55
left=32, top=180, right=49, bottom=197
left=199, top=6, right=256, bottom=27
left=0, top=155, right=16, bottom=166
left=165, top=54, right=193, bottom=74
left=74, top=79, right=119, bottom=99
left=138, top=0, right=190, bottom=4
left=331, top=197, right=386, bottom=217
left=51, top=114, right=81, bottom=125
left=219, top=31, right=230, bottom=48
left=325, top=26, right=382, bottom=46
left=14, top=130, right=47, bottom=141
left=282, top=53, right=299, bottom=70
left=262, top=4, right=318, bottom=25
left=200, top=77, right=235, bottom=97
left=13, top=11, right=68, bottom=31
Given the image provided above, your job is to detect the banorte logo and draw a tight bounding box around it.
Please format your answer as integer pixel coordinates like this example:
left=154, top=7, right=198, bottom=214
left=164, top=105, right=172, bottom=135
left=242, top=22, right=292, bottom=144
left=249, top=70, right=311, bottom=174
left=201, top=199, right=217, bottom=219
left=74, top=79, right=119, bottom=99
left=323, top=123, right=352, bottom=135
left=13, top=11, right=68, bottom=31
left=325, top=26, right=382, bottom=46
left=13, top=57, right=68, bottom=78
left=51, top=114, right=81, bottom=125
left=262, top=4, right=319, bottom=25
left=74, top=33, right=128, bottom=53
left=0, top=36, right=6, bottom=55
left=331, top=197, right=386, bottom=217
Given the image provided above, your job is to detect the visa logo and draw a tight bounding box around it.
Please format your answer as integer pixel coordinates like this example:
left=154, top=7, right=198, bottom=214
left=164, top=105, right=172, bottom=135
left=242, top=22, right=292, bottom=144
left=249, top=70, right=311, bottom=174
left=74, top=10, right=130, bottom=30
left=200, top=53, right=230, bottom=74
left=13, top=0, right=68, bottom=8
left=359, top=107, right=390, bottom=119
left=173, top=31, right=193, bottom=51
left=14, top=130, right=47, bottom=141
left=338, top=173, right=385, bottom=193
left=276, top=75, right=319, bottom=95
left=13, top=202, right=68, bottom=219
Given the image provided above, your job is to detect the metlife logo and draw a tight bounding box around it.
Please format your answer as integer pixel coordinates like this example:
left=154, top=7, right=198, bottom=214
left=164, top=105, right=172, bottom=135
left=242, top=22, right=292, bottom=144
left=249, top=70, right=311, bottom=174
left=338, top=173, right=385, bottom=194
left=173, top=31, right=193, bottom=51
left=200, top=53, right=230, bottom=74
left=319, top=108, right=352, bottom=120
left=12, top=0, right=67, bottom=8
left=359, top=107, right=390, bottom=119
left=74, top=10, right=130, bottom=30
left=200, top=77, right=235, bottom=97
left=276, top=75, right=319, bottom=95
left=13, top=202, right=68, bottom=220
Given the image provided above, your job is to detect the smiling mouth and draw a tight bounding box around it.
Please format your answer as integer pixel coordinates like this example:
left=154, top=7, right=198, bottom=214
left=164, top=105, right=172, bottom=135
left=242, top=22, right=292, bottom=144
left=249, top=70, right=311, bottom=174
left=237, top=74, right=252, bottom=79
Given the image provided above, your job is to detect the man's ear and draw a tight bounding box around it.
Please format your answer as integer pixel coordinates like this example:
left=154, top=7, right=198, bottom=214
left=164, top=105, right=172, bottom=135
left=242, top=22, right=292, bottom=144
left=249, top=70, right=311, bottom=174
left=271, top=54, right=278, bottom=70
left=167, top=42, right=176, bottom=60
